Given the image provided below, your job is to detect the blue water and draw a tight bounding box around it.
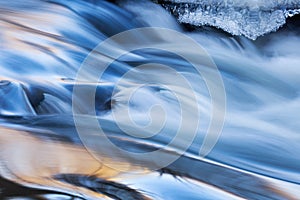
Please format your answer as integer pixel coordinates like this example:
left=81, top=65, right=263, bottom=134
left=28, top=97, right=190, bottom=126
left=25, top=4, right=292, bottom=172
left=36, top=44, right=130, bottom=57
left=1, top=0, right=300, bottom=199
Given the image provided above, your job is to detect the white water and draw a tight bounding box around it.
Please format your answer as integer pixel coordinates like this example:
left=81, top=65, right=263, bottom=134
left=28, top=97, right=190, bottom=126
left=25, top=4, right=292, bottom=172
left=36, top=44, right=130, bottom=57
left=0, top=0, right=300, bottom=199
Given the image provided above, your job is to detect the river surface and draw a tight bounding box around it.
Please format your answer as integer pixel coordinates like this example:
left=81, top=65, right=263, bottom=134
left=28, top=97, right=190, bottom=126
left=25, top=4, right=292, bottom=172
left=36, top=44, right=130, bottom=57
left=1, top=0, right=300, bottom=199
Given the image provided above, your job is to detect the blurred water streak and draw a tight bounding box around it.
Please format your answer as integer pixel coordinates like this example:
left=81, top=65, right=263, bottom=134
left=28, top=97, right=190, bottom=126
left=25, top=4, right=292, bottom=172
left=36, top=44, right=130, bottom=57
left=1, top=0, right=300, bottom=199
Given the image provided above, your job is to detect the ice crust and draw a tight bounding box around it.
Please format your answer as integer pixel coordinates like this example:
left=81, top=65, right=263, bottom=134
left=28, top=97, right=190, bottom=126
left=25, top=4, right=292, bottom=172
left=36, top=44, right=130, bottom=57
left=157, top=0, right=300, bottom=39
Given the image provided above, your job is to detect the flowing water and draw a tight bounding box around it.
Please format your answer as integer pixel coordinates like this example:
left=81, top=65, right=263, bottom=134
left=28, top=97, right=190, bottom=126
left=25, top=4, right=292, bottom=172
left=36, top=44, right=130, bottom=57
left=1, top=0, right=300, bottom=199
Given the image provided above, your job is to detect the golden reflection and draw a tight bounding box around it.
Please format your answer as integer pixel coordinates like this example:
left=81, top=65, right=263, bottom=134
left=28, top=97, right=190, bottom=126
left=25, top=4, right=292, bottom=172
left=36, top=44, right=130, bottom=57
left=0, top=126, right=150, bottom=199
